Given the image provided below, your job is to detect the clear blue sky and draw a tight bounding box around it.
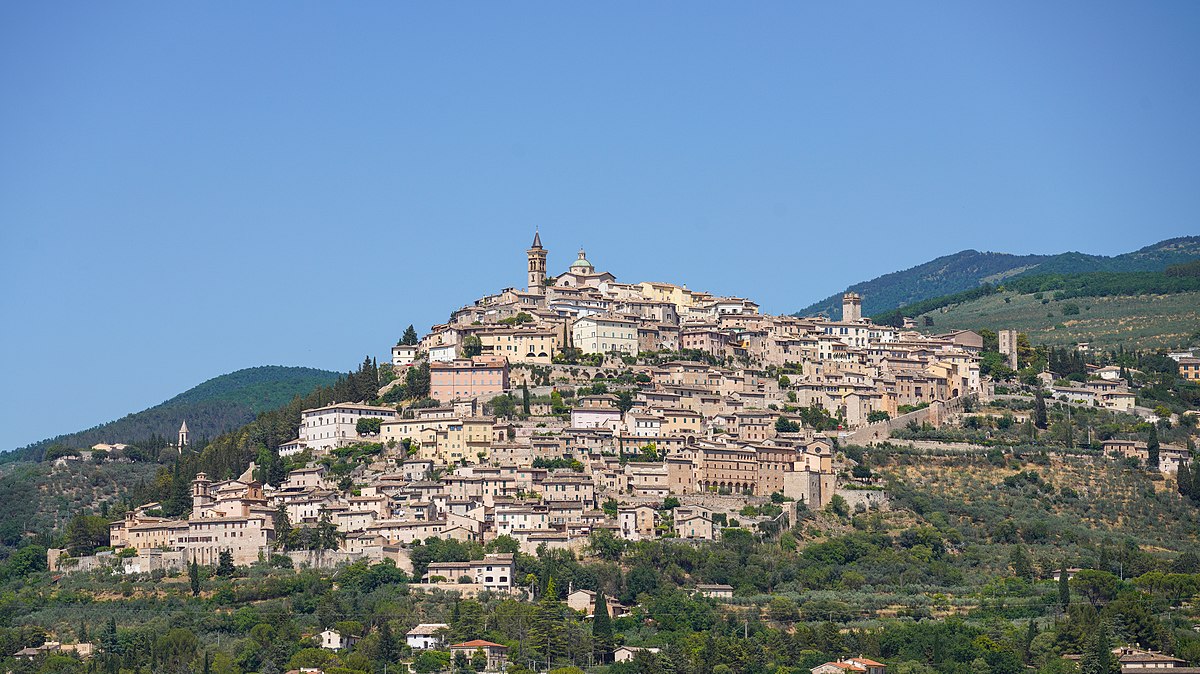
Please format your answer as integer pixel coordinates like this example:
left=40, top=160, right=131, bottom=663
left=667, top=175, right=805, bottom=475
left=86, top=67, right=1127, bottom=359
left=2, top=3, right=1198, bottom=451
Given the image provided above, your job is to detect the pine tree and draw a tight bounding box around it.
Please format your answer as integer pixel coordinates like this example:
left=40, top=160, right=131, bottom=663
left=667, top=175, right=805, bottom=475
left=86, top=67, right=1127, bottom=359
left=401, top=324, right=419, bottom=346
left=189, top=558, right=200, bottom=597
left=1148, top=425, right=1160, bottom=470
left=1058, top=562, right=1071, bottom=609
left=592, top=591, right=614, bottom=663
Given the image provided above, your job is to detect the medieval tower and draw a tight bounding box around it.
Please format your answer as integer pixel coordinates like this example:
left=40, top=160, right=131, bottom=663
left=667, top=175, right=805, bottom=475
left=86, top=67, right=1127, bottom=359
left=527, top=231, right=547, bottom=294
left=842, top=292, right=862, bottom=322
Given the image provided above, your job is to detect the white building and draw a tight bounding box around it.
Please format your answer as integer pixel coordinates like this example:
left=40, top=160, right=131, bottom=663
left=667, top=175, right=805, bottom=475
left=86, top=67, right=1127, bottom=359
left=571, top=314, right=638, bottom=355
left=320, top=629, right=359, bottom=652
left=406, top=624, right=449, bottom=650
left=614, top=646, right=660, bottom=663
left=392, top=344, right=418, bottom=368
left=300, top=403, right=400, bottom=452
left=428, top=344, right=457, bottom=363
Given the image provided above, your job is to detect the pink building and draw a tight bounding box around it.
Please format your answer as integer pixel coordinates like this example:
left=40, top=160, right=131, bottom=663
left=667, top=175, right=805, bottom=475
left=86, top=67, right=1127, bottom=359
left=430, top=356, right=509, bottom=402
left=681, top=328, right=729, bottom=358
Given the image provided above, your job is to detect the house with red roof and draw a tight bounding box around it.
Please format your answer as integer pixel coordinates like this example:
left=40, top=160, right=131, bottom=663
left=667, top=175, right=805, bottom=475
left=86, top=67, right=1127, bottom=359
left=450, top=640, right=508, bottom=671
left=811, top=656, right=886, bottom=674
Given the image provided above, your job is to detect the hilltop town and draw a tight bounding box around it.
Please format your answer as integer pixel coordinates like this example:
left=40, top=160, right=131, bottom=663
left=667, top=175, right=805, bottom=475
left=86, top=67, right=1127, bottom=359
left=47, top=231, right=1171, bottom=584
left=17, top=234, right=1200, bottom=674
left=50, top=233, right=1001, bottom=576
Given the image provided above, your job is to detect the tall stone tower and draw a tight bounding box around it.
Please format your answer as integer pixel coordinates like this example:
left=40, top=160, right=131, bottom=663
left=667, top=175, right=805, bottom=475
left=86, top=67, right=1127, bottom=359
left=998, top=329, right=1019, bottom=370
left=842, top=292, right=862, bottom=322
left=178, top=421, right=189, bottom=453
left=191, top=471, right=212, bottom=515
left=527, top=231, right=548, bottom=294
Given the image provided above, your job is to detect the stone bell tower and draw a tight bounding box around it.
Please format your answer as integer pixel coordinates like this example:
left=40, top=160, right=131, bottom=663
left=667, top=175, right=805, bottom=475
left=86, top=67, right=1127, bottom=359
left=527, top=230, right=548, bottom=295
left=842, top=292, right=862, bottom=322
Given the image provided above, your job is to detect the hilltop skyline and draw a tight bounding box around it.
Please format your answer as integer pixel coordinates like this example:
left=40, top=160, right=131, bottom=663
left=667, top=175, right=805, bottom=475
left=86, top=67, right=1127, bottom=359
left=3, top=3, right=1200, bottom=450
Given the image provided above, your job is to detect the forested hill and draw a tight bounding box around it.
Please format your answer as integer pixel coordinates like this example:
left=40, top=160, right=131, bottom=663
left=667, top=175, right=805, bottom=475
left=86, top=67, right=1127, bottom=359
left=7, top=365, right=340, bottom=461
left=794, top=235, right=1200, bottom=319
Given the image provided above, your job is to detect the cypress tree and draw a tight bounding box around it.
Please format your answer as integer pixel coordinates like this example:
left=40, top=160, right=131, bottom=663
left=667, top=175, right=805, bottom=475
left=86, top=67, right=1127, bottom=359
left=317, top=509, right=340, bottom=550
left=521, top=384, right=531, bottom=415
left=1148, top=425, right=1160, bottom=470
left=531, top=577, right=566, bottom=668
left=1024, top=619, right=1038, bottom=664
left=377, top=619, right=397, bottom=664
left=1080, top=622, right=1119, bottom=674
left=592, top=591, right=614, bottom=663
left=1180, top=462, right=1194, bottom=500
left=217, top=550, right=235, bottom=576
left=1035, top=391, right=1048, bottom=430
left=273, top=504, right=293, bottom=551
left=166, top=461, right=191, bottom=518
left=1010, top=546, right=1033, bottom=581
left=1058, top=562, right=1070, bottom=609
left=189, top=558, right=200, bottom=597
left=101, top=616, right=118, bottom=654
left=1191, top=463, right=1200, bottom=503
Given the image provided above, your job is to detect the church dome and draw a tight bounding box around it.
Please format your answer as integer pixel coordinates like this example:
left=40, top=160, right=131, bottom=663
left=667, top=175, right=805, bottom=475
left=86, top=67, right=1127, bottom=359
left=570, top=248, right=594, bottom=272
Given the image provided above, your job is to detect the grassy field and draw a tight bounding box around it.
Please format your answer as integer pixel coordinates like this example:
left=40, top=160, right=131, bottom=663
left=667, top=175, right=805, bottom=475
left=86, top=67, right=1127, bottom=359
left=915, top=290, right=1200, bottom=350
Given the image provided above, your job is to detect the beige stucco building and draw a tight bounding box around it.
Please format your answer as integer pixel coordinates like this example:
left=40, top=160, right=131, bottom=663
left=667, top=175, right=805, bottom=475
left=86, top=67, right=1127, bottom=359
left=572, top=313, right=638, bottom=354
left=429, top=356, right=509, bottom=403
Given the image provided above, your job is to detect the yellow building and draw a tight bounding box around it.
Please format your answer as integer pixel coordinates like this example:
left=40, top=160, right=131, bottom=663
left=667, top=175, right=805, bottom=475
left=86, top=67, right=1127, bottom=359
left=1179, top=357, right=1200, bottom=382
left=382, top=416, right=497, bottom=465
left=477, top=327, right=558, bottom=364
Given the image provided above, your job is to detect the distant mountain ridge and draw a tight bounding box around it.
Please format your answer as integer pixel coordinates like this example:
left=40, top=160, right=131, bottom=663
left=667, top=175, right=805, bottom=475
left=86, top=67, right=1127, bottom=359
left=8, top=365, right=340, bottom=460
left=794, top=235, right=1200, bottom=319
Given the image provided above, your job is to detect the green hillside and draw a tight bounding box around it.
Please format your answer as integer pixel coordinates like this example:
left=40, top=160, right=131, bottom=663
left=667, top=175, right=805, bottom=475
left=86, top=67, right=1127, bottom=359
left=795, top=235, right=1200, bottom=319
left=8, top=366, right=340, bottom=461
left=916, top=290, right=1200, bottom=350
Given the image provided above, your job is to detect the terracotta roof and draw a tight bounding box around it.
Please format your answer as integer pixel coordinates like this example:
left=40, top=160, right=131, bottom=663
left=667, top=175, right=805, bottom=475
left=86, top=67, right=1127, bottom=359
left=817, top=664, right=866, bottom=673
left=451, top=640, right=507, bottom=649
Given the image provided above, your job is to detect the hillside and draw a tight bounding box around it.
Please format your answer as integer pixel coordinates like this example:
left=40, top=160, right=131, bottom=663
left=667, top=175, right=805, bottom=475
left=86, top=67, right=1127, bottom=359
left=7, top=365, right=340, bottom=461
left=916, top=290, right=1200, bottom=350
left=795, top=235, right=1200, bottom=319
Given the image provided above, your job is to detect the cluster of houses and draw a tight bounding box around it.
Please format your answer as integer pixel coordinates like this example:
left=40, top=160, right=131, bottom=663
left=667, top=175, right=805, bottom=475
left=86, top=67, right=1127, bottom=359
left=389, top=233, right=985, bottom=428
left=53, top=235, right=1196, bottom=577
left=51, top=234, right=989, bottom=575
